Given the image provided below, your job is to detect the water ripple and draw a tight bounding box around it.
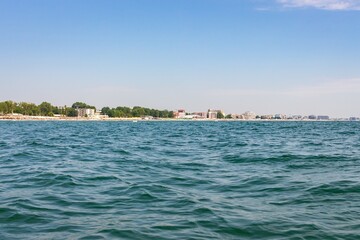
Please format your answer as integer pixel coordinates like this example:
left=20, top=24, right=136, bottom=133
left=0, top=121, right=360, bottom=239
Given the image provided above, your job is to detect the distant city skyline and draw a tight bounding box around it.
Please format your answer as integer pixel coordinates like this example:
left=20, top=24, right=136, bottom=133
left=1, top=0, right=359, bottom=117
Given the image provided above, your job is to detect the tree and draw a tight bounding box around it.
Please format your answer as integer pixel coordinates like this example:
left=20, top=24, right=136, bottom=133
left=0, top=102, right=6, bottom=115
left=39, top=102, right=53, bottom=116
left=72, top=102, right=95, bottom=110
left=4, top=101, right=16, bottom=114
left=101, top=107, right=111, bottom=115
left=132, top=106, right=145, bottom=117
left=52, top=107, right=60, bottom=115
left=217, top=111, right=225, bottom=119
left=66, top=108, right=77, bottom=117
left=17, top=102, right=39, bottom=115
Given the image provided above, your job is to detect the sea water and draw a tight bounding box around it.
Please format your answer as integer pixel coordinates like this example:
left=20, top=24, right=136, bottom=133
left=1, top=121, right=360, bottom=239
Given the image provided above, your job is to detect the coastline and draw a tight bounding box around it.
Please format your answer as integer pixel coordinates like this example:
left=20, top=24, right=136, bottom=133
left=0, top=115, right=354, bottom=122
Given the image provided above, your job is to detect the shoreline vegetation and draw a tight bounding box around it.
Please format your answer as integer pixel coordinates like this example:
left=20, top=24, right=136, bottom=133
left=0, top=100, right=358, bottom=121
left=0, top=117, right=354, bottom=122
left=0, top=100, right=174, bottom=120
left=0, top=114, right=355, bottom=122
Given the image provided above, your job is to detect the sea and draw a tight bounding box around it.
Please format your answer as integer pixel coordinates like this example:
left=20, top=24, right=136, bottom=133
left=1, top=121, right=360, bottom=239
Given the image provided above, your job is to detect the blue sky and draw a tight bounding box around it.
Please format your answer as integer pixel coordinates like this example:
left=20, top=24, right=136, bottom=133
left=0, top=0, right=359, bottom=117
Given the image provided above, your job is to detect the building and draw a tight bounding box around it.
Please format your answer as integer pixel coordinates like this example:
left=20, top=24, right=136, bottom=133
left=192, top=112, right=207, bottom=119
left=78, top=108, right=95, bottom=117
left=243, top=111, right=256, bottom=120
left=274, top=114, right=287, bottom=119
left=317, top=115, right=330, bottom=120
left=208, top=109, right=224, bottom=119
left=230, top=114, right=242, bottom=119
left=207, top=110, right=217, bottom=119
left=174, top=109, right=186, bottom=118
left=260, top=115, right=273, bottom=120
left=291, top=115, right=303, bottom=120
left=93, top=110, right=108, bottom=119
left=350, top=117, right=360, bottom=121
left=142, top=116, right=154, bottom=120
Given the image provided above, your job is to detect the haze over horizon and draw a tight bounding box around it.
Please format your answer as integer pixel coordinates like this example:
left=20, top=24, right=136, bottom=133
left=1, top=0, right=359, bottom=117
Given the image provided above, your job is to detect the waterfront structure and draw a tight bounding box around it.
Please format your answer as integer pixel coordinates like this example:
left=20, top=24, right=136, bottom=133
left=274, top=114, right=287, bottom=119
left=142, top=116, right=154, bottom=120
left=207, top=109, right=224, bottom=119
left=207, top=110, right=217, bottom=119
left=317, top=115, right=330, bottom=120
left=174, top=109, right=186, bottom=119
left=230, top=114, right=242, bottom=119
left=228, top=112, right=257, bottom=120
left=292, top=115, right=303, bottom=120
left=243, top=111, right=256, bottom=120
left=260, top=115, right=273, bottom=120
left=183, top=115, right=197, bottom=119
left=78, top=108, right=95, bottom=117
left=192, top=112, right=207, bottom=119
left=93, top=110, right=108, bottom=119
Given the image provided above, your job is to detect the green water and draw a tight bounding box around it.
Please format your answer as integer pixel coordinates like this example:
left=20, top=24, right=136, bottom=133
left=1, top=121, right=360, bottom=239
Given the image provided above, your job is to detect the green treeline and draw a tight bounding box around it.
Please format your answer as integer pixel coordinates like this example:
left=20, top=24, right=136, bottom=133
left=0, top=100, right=173, bottom=118
left=71, top=102, right=96, bottom=110
left=101, top=106, right=174, bottom=118
left=0, top=100, right=81, bottom=117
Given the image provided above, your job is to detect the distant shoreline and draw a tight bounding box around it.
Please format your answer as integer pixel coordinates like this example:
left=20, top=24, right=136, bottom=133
left=0, top=115, right=355, bottom=122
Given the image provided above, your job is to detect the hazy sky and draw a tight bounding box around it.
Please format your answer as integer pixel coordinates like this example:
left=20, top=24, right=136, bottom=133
left=0, top=0, right=359, bottom=117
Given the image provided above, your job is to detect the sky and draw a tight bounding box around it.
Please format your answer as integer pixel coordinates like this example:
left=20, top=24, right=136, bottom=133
left=0, top=0, right=359, bottom=117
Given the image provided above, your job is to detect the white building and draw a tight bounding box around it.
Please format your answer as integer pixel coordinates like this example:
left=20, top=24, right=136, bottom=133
left=207, top=109, right=218, bottom=119
left=78, top=108, right=95, bottom=117
left=192, top=112, right=207, bottom=119
left=175, top=109, right=186, bottom=118
left=243, top=111, right=256, bottom=120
